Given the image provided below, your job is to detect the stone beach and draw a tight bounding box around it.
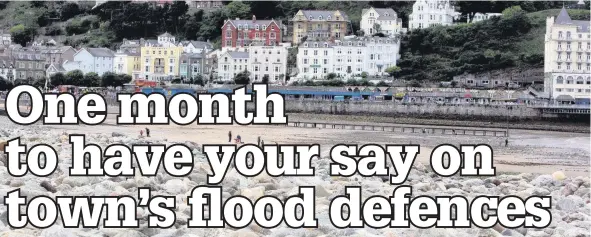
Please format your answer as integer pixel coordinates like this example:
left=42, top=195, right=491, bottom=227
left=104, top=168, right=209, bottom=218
left=0, top=121, right=589, bottom=237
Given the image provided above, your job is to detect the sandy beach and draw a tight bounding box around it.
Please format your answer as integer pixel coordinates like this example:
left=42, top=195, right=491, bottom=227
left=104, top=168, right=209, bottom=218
left=7, top=113, right=587, bottom=177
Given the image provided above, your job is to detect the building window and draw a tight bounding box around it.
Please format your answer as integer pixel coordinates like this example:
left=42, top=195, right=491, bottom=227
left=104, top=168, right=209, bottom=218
left=556, top=76, right=563, bottom=84
left=566, top=76, right=573, bottom=84
left=576, top=77, right=584, bottom=84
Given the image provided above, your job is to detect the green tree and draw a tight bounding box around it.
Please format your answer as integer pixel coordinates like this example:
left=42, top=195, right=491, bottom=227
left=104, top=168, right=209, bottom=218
left=234, top=70, right=250, bottom=85
left=10, top=24, right=37, bottom=47
left=385, top=66, right=401, bottom=77
left=65, top=70, right=84, bottom=86
left=502, top=6, right=525, bottom=18
left=33, top=78, right=47, bottom=88
left=326, top=73, right=337, bottom=80
left=360, top=72, right=368, bottom=79
left=192, top=74, right=205, bottom=86
left=261, top=74, right=270, bottom=84
left=224, top=1, right=251, bottom=20
left=82, top=72, right=101, bottom=87
left=50, top=73, right=67, bottom=86
left=0, top=78, right=13, bottom=91
left=376, top=80, right=389, bottom=87
left=61, top=2, right=82, bottom=21
left=115, top=74, right=132, bottom=87
left=101, top=72, right=118, bottom=87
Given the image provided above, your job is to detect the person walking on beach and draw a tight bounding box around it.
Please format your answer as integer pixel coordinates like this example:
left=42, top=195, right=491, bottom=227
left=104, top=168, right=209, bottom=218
left=236, top=135, right=242, bottom=144
left=228, top=131, right=232, bottom=142
left=257, top=136, right=261, bottom=146
left=505, top=138, right=508, bottom=147
left=140, top=130, right=144, bottom=137
left=145, top=128, right=150, bottom=137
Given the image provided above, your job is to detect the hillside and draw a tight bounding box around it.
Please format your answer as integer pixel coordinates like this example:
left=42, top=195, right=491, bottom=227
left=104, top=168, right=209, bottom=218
left=0, top=1, right=588, bottom=83
left=396, top=7, right=591, bottom=82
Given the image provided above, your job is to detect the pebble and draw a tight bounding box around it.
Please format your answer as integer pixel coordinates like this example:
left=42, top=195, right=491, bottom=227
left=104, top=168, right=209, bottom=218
left=0, top=128, right=587, bottom=236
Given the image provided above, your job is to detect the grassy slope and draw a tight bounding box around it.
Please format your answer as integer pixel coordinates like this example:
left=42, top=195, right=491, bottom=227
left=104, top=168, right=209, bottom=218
left=517, top=9, right=590, bottom=57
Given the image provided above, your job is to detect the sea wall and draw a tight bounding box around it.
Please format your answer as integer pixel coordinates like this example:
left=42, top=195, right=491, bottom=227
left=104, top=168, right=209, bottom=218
left=282, top=100, right=541, bottom=121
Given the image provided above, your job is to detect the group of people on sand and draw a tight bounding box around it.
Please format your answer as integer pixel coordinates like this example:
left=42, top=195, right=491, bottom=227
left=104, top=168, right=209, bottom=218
left=228, top=131, right=265, bottom=146
left=140, top=128, right=150, bottom=137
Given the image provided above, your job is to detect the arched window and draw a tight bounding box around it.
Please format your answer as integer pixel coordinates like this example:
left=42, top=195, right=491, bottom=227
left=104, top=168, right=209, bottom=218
left=576, top=76, right=584, bottom=84
left=566, top=76, right=573, bottom=84
left=556, top=76, right=564, bottom=84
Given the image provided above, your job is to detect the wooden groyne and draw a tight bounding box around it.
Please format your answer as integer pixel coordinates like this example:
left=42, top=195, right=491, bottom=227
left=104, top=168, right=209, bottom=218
left=280, top=121, right=508, bottom=137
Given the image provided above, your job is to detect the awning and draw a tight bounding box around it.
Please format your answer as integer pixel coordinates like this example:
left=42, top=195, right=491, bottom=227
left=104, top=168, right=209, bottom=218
left=555, top=94, right=575, bottom=102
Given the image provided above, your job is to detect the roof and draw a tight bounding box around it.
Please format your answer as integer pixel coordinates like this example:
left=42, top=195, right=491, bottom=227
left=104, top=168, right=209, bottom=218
left=362, top=8, right=398, bottom=20
left=181, top=41, right=213, bottom=49
left=181, top=53, right=204, bottom=59
left=47, top=63, right=65, bottom=72
left=299, top=10, right=349, bottom=21
left=159, top=32, right=173, bottom=37
left=85, top=48, right=115, bottom=57
left=554, top=7, right=590, bottom=32
left=225, top=19, right=281, bottom=29
left=228, top=51, right=249, bottom=58
left=555, top=7, right=572, bottom=24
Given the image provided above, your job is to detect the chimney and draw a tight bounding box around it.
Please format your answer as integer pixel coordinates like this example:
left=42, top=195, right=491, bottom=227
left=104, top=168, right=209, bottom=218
left=252, top=15, right=256, bottom=23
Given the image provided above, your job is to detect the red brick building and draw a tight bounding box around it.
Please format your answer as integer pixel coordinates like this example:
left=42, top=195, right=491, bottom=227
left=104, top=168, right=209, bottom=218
left=221, top=16, right=283, bottom=48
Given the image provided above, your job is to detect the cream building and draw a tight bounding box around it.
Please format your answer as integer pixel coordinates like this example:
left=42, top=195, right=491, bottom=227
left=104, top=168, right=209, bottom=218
left=408, top=0, right=458, bottom=30
left=544, top=8, right=591, bottom=103
left=360, top=7, right=404, bottom=36
left=291, top=10, right=350, bottom=44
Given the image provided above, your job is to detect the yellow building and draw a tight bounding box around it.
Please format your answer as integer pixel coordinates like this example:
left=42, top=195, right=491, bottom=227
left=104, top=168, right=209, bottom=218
left=138, top=33, right=184, bottom=81
left=291, top=10, right=350, bottom=44
left=114, top=50, right=141, bottom=80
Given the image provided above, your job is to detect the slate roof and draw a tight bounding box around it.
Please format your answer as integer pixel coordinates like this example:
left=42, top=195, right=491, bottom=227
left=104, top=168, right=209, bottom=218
left=180, top=41, right=213, bottom=49
left=362, top=8, right=398, bottom=20
left=299, top=10, right=349, bottom=21
left=226, top=19, right=281, bottom=29
left=555, top=7, right=590, bottom=32
left=86, top=48, right=115, bottom=57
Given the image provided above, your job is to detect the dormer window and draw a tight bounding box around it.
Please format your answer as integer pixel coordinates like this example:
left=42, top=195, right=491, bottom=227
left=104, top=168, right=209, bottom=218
left=348, top=42, right=352, bottom=46
left=327, top=16, right=331, bottom=20
left=324, top=43, right=328, bottom=47
left=262, top=25, right=267, bottom=30
left=304, top=43, right=308, bottom=47
left=238, top=25, right=242, bottom=30
left=255, top=25, right=260, bottom=30
left=309, top=15, right=313, bottom=20
left=314, top=43, right=318, bottom=47
left=358, top=42, right=362, bottom=46
left=319, top=16, right=323, bottom=20
left=336, top=16, right=340, bottom=20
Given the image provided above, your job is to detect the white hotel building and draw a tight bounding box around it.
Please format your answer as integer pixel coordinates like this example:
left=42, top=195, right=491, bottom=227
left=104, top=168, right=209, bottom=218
left=543, top=8, right=591, bottom=103
left=296, top=36, right=400, bottom=80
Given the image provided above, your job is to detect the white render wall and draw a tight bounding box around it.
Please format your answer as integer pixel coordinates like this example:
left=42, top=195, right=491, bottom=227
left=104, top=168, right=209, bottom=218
left=296, top=41, right=334, bottom=80
left=409, top=0, right=457, bottom=30
left=248, top=45, right=288, bottom=82
left=296, top=37, right=400, bottom=80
